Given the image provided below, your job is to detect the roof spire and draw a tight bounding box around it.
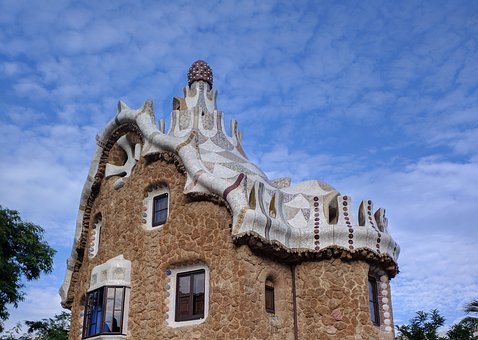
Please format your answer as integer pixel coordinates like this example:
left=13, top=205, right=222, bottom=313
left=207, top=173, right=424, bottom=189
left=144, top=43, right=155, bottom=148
left=188, top=60, right=213, bottom=87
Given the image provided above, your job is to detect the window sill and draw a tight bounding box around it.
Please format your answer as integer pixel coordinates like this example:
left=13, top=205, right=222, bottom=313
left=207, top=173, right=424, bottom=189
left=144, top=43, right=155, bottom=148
left=84, top=335, right=126, bottom=340
left=167, top=317, right=207, bottom=328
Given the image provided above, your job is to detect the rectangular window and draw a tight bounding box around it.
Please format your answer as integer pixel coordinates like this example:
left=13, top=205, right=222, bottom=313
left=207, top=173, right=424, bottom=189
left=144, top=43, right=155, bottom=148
left=83, top=286, right=126, bottom=338
left=265, top=285, right=275, bottom=314
left=368, top=277, right=380, bottom=325
left=175, top=270, right=205, bottom=322
left=153, top=193, right=168, bottom=226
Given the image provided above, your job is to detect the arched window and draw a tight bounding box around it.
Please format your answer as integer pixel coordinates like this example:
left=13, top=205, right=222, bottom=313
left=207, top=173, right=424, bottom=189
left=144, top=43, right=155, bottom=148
left=142, top=184, right=169, bottom=230
left=368, top=276, right=380, bottom=325
left=265, top=278, right=275, bottom=314
left=153, top=193, right=168, bottom=226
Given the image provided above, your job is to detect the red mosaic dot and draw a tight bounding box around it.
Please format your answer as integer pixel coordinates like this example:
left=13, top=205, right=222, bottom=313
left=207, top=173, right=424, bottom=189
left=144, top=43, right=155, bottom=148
left=368, top=206, right=372, bottom=210
left=314, top=208, right=319, bottom=212
left=343, top=207, right=348, bottom=211
left=343, top=196, right=348, bottom=200
left=348, top=240, right=353, bottom=244
left=348, top=234, right=353, bottom=239
left=348, top=228, right=354, bottom=233
left=314, top=229, right=319, bottom=234
left=314, top=213, right=319, bottom=217
left=314, top=202, right=319, bottom=207
left=315, top=240, right=320, bottom=245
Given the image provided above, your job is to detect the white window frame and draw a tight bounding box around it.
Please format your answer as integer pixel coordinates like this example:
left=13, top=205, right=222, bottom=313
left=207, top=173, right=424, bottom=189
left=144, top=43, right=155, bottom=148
left=165, top=263, right=210, bottom=328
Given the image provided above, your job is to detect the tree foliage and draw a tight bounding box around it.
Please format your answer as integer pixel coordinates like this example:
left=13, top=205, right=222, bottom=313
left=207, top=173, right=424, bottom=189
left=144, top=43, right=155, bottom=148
left=25, top=311, right=70, bottom=340
left=446, top=318, right=478, bottom=340
left=0, top=206, right=56, bottom=332
left=396, top=309, right=445, bottom=340
left=462, top=299, right=478, bottom=331
left=396, top=305, right=478, bottom=340
left=0, top=312, right=70, bottom=340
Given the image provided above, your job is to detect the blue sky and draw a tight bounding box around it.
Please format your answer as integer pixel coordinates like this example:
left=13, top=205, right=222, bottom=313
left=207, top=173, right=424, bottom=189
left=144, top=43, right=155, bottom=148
left=1, top=0, right=477, bottom=333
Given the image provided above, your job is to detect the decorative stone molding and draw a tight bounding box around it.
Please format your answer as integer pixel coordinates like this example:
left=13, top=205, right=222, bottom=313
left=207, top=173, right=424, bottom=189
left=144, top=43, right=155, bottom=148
left=164, top=263, right=210, bottom=328
left=88, top=255, right=132, bottom=292
left=88, top=215, right=102, bottom=259
left=105, top=135, right=141, bottom=190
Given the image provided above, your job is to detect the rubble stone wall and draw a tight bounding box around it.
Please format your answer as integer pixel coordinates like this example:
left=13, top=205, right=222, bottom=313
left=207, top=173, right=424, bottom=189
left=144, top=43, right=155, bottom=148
left=296, top=260, right=394, bottom=340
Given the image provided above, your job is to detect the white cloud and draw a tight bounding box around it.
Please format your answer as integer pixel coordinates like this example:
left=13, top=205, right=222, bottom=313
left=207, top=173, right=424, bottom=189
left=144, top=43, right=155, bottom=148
left=1, top=285, right=66, bottom=334
left=392, top=233, right=478, bottom=326
left=0, top=120, right=95, bottom=246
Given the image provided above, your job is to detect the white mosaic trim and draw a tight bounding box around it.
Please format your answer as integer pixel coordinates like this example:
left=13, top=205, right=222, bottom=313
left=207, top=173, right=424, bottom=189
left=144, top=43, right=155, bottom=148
left=142, top=185, right=169, bottom=230
left=105, top=135, right=141, bottom=190
left=88, top=216, right=102, bottom=259
left=379, top=274, right=393, bottom=333
left=164, top=263, right=210, bottom=328
left=369, top=266, right=394, bottom=334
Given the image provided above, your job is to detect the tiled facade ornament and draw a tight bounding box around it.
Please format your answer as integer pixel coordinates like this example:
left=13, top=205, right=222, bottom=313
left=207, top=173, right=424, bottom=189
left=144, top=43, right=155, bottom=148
left=188, top=60, right=213, bottom=87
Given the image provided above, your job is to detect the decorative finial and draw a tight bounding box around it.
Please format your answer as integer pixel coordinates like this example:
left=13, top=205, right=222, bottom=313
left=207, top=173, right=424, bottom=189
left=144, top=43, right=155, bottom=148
left=188, top=60, right=213, bottom=87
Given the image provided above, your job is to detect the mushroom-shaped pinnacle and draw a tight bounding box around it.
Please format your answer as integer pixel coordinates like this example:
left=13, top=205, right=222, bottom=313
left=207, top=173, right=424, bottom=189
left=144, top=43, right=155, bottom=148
left=188, top=60, right=213, bottom=87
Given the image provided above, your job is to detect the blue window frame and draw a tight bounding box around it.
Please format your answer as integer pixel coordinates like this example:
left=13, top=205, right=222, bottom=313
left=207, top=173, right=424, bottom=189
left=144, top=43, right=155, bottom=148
left=83, top=286, right=125, bottom=338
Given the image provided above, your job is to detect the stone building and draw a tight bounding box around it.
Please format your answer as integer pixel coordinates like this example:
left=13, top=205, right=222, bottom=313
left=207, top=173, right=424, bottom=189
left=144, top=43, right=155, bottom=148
left=60, top=61, right=400, bottom=339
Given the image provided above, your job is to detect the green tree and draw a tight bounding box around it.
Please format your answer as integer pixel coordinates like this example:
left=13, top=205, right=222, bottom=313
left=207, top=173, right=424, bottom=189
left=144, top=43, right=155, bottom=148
left=0, top=206, right=56, bottom=332
left=396, top=309, right=445, bottom=340
left=25, top=311, right=70, bottom=340
left=0, top=312, right=70, bottom=340
left=446, top=318, right=478, bottom=340
left=462, top=299, right=478, bottom=332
